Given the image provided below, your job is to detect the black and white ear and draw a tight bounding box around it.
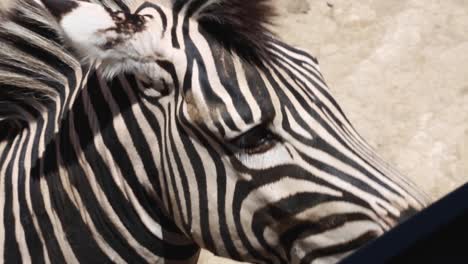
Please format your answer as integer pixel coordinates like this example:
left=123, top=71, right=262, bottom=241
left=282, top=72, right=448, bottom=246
left=40, top=0, right=151, bottom=63
left=40, top=0, right=120, bottom=59
left=39, top=0, right=80, bottom=19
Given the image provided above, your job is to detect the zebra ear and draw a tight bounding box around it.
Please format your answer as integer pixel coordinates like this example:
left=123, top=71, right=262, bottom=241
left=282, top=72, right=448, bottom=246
left=196, top=0, right=276, bottom=64
left=40, top=0, right=80, bottom=20
left=40, top=0, right=118, bottom=55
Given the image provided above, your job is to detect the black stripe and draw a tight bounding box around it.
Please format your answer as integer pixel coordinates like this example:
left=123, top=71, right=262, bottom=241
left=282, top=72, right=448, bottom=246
left=268, top=39, right=319, bottom=65
left=134, top=2, right=168, bottom=35
left=280, top=213, right=375, bottom=257
left=96, top=76, right=178, bottom=230
left=231, top=180, right=271, bottom=262
left=300, top=231, right=378, bottom=264
left=29, top=116, right=68, bottom=264
left=17, top=130, right=45, bottom=264
left=298, top=137, right=396, bottom=202
left=71, top=92, right=149, bottom=262
left=171, top=1, right=183, bottom=48
left=242, top=60, right=275, bottom=122
left=85, top=74, right=196, bottom=259
left=208, top=42, right=254, bottom=124
left=3, top=136, right=23, bottom=263
left=41, top=136, right=109, bottom=262
left=163, top=107, right=186, bottom=225
left=185, top=32, right=240, bottom=134
left=112, top=0, right=131, bottom=13
left=128, top=76, right=191, bottom=234
left=264, top=62, right=400, bottom=198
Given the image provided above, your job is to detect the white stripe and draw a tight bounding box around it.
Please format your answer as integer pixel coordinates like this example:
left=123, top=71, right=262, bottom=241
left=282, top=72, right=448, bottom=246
left=290, top=221, right=382, bottom=264
left=56, top=122, right=127, bottom=263
left=290, top=149, right=401, bottom=219
left=319, top=107, right=422, bottom=208
left=38, top=164, right=80, bottom=264
left=239, top=178, right=343, bottom=259
left=161, top=100, right=186, bottom=226
left=270, top=43, right=320, bottom=72
left=284, top=108, right=314, bottom=140
left=77, top=90, right=161, bottom=262
left=188, top=22, right=249, bottom=137
left=232, top=55, right=262, bottom=123
left=0, top=134, right=21, bottom=261
left=264, top=63, right=409, bottom=216
left=96, top=73, right=156, bottom=194
left=187, top=129, right=222, bottom=252
left=24, top=121, right=52, bottom=264
left=291, top=201, right=389, bottom=230
left=118, top=75, right=180, bottom=234
left=269, top=47, right=326, bottom=90
left=187, top=62, right=219, bottom=133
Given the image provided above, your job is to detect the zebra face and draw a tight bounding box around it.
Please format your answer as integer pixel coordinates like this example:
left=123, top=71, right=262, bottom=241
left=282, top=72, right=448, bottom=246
left=41, top=0, right=427, bottom=263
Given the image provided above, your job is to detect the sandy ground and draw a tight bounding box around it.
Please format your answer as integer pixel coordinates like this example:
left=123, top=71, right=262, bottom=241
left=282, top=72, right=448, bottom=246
left=199, top=0, right=468, bottom=263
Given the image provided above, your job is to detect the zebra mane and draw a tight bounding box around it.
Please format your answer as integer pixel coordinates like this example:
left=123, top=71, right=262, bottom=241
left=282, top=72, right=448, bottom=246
left=0, top=0, right=71, bottom=133
left=194, top=0, right=277, bottom=64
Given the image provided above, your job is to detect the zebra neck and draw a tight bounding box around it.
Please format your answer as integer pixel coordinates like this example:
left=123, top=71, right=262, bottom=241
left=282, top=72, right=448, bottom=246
left=0, top=72, right=200, bottom=263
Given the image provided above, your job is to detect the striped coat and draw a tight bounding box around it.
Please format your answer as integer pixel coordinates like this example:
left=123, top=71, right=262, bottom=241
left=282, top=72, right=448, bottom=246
left=0, top=0, right=428, bottom=263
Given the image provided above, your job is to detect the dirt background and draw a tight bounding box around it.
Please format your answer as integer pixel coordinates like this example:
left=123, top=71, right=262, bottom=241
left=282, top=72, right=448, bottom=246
left=199, top=0, right=468, bottom=263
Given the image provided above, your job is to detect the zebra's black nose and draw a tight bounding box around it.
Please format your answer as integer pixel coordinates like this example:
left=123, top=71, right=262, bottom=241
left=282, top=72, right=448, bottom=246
left=40, top=0, right=79, bottom=20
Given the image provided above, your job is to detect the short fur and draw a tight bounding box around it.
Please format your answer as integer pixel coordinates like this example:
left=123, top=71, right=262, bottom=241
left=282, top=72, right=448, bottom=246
left=196, top=0, right=276, bottom=64
left=0, top=0, right=66, bottom=132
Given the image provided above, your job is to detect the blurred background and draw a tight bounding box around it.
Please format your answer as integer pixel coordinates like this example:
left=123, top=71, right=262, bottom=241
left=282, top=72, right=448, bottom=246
left=199, top=0, right=468, bottom=263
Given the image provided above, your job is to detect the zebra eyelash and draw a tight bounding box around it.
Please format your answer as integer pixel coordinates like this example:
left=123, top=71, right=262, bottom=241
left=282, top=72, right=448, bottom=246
left=229, top=125, right=280, bottom=155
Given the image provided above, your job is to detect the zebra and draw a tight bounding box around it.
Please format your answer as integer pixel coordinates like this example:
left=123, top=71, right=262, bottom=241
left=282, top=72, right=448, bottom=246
left=0, top=0, right=429, bottom=263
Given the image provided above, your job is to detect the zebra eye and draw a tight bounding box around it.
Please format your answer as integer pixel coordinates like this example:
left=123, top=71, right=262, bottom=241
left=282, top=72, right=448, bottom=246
left=230, top=125, right=279, bottom=154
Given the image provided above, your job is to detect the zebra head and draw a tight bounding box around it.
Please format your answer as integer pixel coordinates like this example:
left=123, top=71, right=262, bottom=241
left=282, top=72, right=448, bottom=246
left=40, top=0, right=428, bottom=263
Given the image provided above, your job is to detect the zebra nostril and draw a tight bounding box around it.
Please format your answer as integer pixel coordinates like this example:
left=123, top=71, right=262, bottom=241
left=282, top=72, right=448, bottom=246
left=40, top=0, right=79, bottom=20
